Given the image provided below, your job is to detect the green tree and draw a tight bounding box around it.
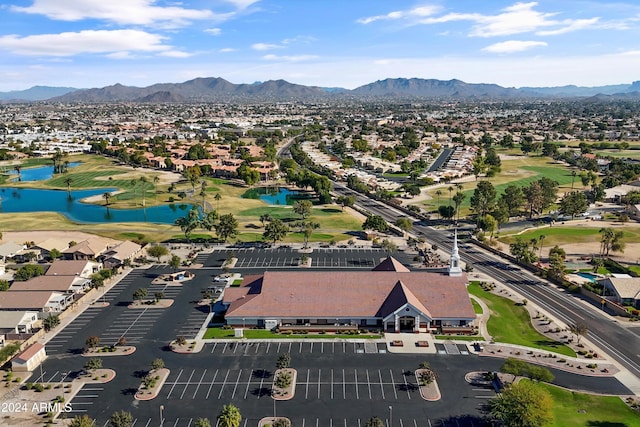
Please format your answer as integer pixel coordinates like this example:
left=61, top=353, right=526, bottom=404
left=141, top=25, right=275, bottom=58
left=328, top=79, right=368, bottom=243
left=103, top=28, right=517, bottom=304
left=470, top=181, right=496, bottom=217
left=293, top=199, right=313, bottom=219
left=69, top=415, right=96, bottom=427
left=151, top=358, right=165, bottom=370
left=362, top=215, right=388, bottom=233
left=477, top=214, right=498, bottom=239
left=49, top=248, right=61, bottom=260
left=194, top=419, right=212, bottom=427
left=237, top=163, right=260, bottom=186
left=438, top=205, right=455, bottom=220
left=568, top=322, right=588, bottom=345
left=169, top=254, right=181, bottom=271
left=84, top=358, right=102, bottom=371
left=509, top=237, right=538, bottom=264
left=336, top=195, right=355, bottom=211
left=216, top=213, right=239, bottom=243
left=559, top=191, right=588, bottom=219
left=43, top=314, right=60, bottom=332
left=109, top=410, right=133, bottom=427
left=64, top=176, right=73, bottom=195
left=277, top=352, right=291, bottom=369
left=259, top=213, right=272, bottom=227
left=452, top=191, right=466, bottom=222
left=394, top=217, right=413, bottom=233
left=214, top=192, right=222, bottom=210
left=501, top=184, right=524, bottom=218
left=0, top=279, right=9, bottom=291
left=14, top=264, right=45, bottom=281
left=218, top=404, right=242, bottom=427
left=297, top=221, right=319, bottom=248
left=364, top=417, right=385, bottom=427
left=139, top=176, right=149, bottom=207
left=490, top=381, right=552, bottom=427
left=132, top=288, right=148, bottom=301
left=147, top=245, right=169, bottom=262
left=599, top=227, right=625, bottom=256
left=174, top=207, right=201, bottom=242
left=380, top=239, right=398, bottom=253
left=263, top=218, right=289, bottom=244
left=548, top=252, right=565, bottom=278
left=85, top=336, right=100, bottom=349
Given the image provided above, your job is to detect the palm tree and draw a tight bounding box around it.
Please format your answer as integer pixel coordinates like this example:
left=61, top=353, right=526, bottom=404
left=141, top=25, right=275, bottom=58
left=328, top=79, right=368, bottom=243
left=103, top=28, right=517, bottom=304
left=447, top=186, right=454, bottom=206
left=153, top=175, right=160, bottom=202
left=13, top=165, right=21, bottom=181
left=200, top=187, right=207, bottom=212
left=130, top=178, right=137, bottom=203
left=455, top=183, right=463, bottom=191
left=63, top=176, right=73, bottom=196
left=139, top=176, right=148, bottom=207
left=103, top=192, right=112, bottom=206
left=214, top=192, right=222, bottom=211
left=570, top=170, right=577, bottom=190
left=434, top=189, right=443, bottom=218
left=453, top=191, right=466, bottom=223
left=538, top=234, right=546, bottom=260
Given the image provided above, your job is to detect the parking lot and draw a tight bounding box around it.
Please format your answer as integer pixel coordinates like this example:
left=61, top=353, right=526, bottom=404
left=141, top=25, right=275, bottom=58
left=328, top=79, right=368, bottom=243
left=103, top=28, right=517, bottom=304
left=202, top=248, right=417, bottom=270
left=206, top=340, right=388, bottom=356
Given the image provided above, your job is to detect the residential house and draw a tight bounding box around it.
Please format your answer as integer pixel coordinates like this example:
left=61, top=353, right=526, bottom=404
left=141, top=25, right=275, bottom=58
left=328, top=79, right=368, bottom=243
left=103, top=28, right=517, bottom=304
left=10, top=275, right=91, bottom=294
left=599, top=277, right=640, bottom=308
left=62, top=238, right=111, bottom=260
left=45, top=259, right=101, bottom=278
left=0, top=311, right=39, bottom=334
left=98, top=241, right=142, bottom=269
left=11, top=343, right=46, bottom=372
left=0, top=241, right=25, bottom=262
left=0, top=291, right=73, bottom=316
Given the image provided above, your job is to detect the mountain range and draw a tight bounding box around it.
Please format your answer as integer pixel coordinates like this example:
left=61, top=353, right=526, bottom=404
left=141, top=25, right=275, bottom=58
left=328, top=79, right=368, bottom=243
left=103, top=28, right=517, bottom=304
left=1, top=77, right=639, bottom=103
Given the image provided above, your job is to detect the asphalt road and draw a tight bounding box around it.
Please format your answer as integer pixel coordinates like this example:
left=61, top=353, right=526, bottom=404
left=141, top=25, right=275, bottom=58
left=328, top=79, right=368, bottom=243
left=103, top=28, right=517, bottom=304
left=332, top=182, right=640, bottom=379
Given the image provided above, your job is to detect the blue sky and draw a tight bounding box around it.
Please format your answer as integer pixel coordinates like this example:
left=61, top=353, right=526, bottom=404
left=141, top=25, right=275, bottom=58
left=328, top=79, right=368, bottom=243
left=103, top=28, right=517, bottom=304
left=1, top=1, right=640, bottom=91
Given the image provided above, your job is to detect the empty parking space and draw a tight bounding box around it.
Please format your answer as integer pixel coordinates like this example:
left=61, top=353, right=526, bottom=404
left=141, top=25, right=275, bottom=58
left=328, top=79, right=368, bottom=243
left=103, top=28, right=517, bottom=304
left=45, top=307, right=106, bottom=355
left=98, top=308, right=164, bottom=345
left=206, top=340, right=385, bottom=356
left=435, top=343, right=471, bottom=355
left=67, top=386, right=104, bottom=415
left=161, top=367, right=420, bottom=403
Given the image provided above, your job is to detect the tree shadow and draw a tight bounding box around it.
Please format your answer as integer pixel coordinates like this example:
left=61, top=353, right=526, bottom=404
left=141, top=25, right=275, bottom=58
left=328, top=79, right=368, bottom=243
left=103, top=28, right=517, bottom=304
left=252, top=387, right=273, bottom=397
left=253, top=369, right=272, bottom=379
left=438, top=415, right=486, bottom=427
left=133, top=369, right=148, bottom=379
left=586, top=423, right=630, bottom=427
left=396, top=383, right=418, bottom=392
left=121, top=387, right=138, bottom=395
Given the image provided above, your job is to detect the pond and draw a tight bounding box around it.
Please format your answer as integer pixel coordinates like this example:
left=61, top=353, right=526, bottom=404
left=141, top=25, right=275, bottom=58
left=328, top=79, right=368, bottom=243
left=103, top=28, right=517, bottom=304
left=8, top=162, right=82, bottom=181
left=242, top=187, right=312, bottom=205
left=0, top=187, right=195, bottom=224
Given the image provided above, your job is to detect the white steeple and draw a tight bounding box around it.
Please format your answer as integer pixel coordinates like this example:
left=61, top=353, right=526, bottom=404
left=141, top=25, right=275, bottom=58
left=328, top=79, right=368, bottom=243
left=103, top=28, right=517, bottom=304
left=448, top=228, right=463, bottom=276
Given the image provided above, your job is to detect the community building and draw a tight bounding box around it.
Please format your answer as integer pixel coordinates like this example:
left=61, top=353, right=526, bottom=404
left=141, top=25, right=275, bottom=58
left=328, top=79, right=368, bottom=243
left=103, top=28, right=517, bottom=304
left=222, top=233, right=475, bottom=333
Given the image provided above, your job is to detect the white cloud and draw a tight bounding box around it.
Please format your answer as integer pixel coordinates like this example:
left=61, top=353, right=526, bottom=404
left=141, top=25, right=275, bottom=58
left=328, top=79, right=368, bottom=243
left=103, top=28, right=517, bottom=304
left=159, top=50, right=192, bottom=58
left=357, top=5, right=441, bottom=24
left=219, top=48, right=236, bottom=53
left=359, top=2, right=603, bottom=39
left=482, top=40, right=547, bottom=53
left=0, top=29, right=172, bottom=56
left=11, top=0, right=231, bottom=27
left=205, top=28, right=222, bottom=36
left=536, top=18, right=599, bottom=35
left=262, top=54, right=318, bottom=62
left=252, top=43, right=283, bottom=51
left=223, top=0, right=260, bottom=8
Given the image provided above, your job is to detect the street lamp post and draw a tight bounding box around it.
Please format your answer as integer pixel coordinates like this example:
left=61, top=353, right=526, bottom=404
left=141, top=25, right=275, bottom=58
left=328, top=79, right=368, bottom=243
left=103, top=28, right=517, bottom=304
left=160, top=405, right=164, bottom=426
left=389, top=405, right=392, bottom=427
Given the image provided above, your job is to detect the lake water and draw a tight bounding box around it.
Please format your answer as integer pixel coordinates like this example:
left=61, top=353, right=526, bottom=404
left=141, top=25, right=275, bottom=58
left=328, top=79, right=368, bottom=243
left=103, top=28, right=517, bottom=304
left=242, top=187, right=309, bottom=205
left=0, top=187, right=195, bottom=224
left=9, top=162, right=82, bottom=181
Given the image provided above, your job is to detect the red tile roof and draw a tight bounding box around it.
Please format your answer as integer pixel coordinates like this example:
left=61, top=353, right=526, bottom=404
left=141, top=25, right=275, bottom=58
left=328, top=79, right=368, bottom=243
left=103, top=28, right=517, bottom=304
left=225, top=271, right=474, bottom=320
left=14, top=343, right=45, bottom=363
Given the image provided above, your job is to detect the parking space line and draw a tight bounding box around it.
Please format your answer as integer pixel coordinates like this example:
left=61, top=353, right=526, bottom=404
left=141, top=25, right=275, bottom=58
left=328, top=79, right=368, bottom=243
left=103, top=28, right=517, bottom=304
left=192, top=369, right=207, bottom=399
left=390, top=370, right=397, bottom=399
left=305, top=369, right=310, bottom=399
left=378, top=370, right=385, bottom=400
left=243, top=369, right=253, bottom=399
left=217, top=370, right=230, bottom=399
left=366, top=370, right=372, bottom=399
left=231, top=369, right=242, bottom=398
left=166, top=369, right=183, bottom=399
left=309, top=342, right=313, bottom=353
left=320, top=342, right=323, bottom=353
left=402, top=372, right=412, bottom=400
left=342, top=369, right=346, bottom=399
left=288, top=342, right=292, bottom=353
left=179, top=370, right=195, bottom=399
left=354, top=369, right=359, bottom=399
left=266, top=342, right=271, bottom=353
left=331, top=370, right=334, bottom=399
left=205, top=370, right=218, bottom=399
left=254, top=343, right=260, bottom=354
left=299, top=342, right=303, bottom=353
left=210, top=343, right=217, bottom=353
left=257, top=375, right=264, bottom=400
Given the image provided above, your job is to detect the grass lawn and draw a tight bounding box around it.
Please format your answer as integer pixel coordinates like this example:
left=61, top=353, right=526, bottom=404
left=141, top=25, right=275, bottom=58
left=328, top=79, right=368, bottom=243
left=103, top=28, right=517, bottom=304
left=527, top=380, right=640, bottom=427
left=203, top=327, right=381, bottom=340
left=419, top=156, right=589, bottom=214
left=498, top=226, right=640, bottom=247
left=471, top=299, right=483, bottom=314
left=467, top=282, right=575, bottom=357
left=1, top=155, right=364, bottom=244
